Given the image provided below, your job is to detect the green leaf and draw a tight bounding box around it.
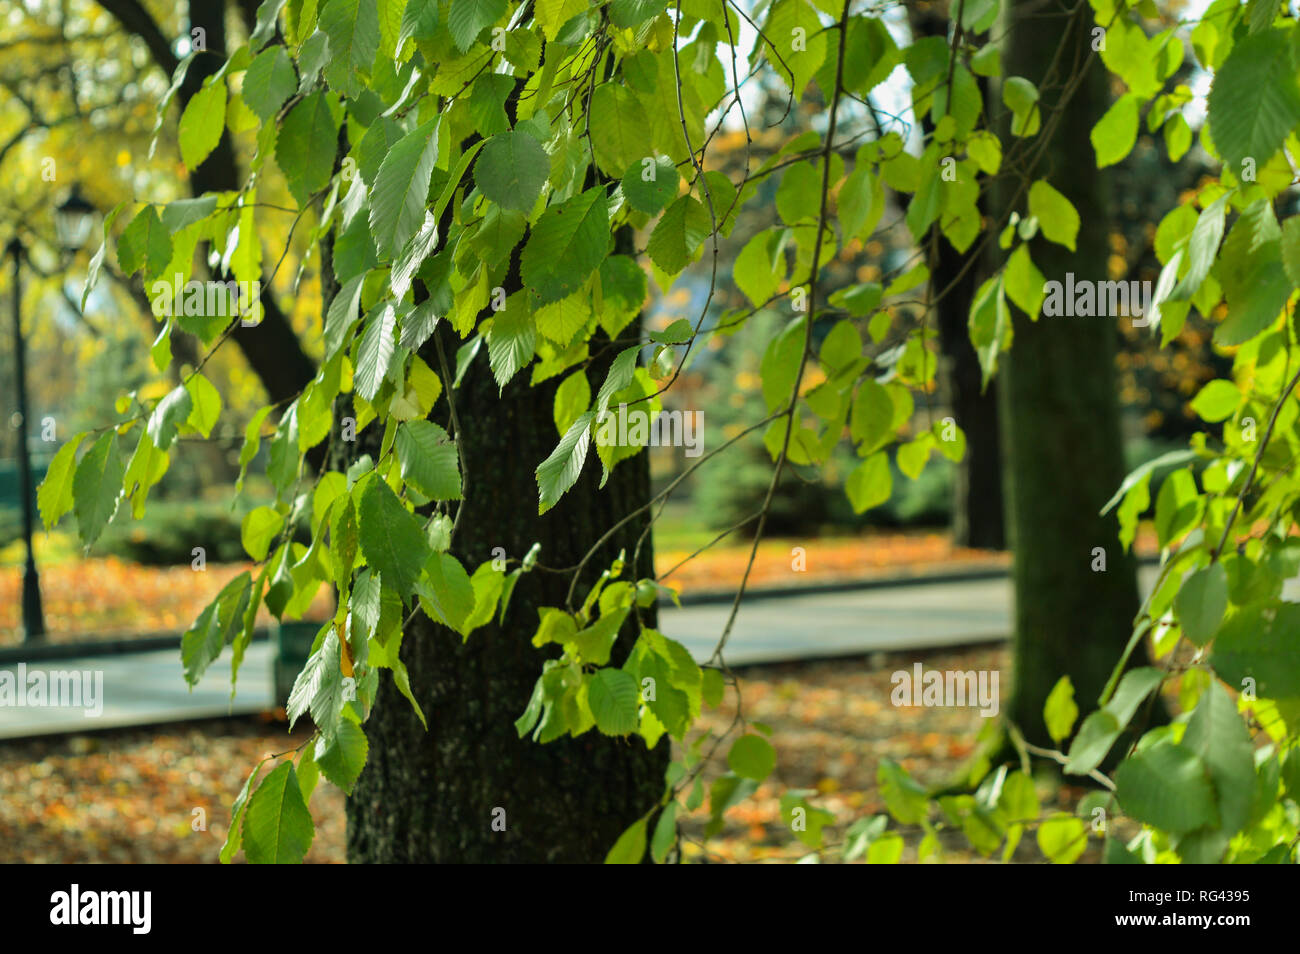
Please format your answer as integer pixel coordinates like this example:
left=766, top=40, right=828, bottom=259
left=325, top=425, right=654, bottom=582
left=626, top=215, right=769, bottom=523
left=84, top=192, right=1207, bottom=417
left=315, top=718, right=369, bottom=795
left=734, top=230, right=786, bottom=308
left=276, top=92, right=340, bottom=205
left=118, top=206, right=172, bottom=280
left=178, top=80, right=227, bottom=169
left=589, top=667, right=639, bottom=735
left=647, top=195, right=709, bottom=275
left=1153, top=468, right=1199, bottom=548
left=622, top=156, right=679, bottom=215
left=1091, top=93, right=1140, bottom=168
left=877, top=759, right=928, bottom=824
left=486, top=303, right=536, bottom=388
left=370, top=118, right=440, bottom=258
left=357, top=473, right=431, bottom=598
left=1183, top=681, right=1255, bottom=837
left=650, top=801, right=678, bottom=863
left=1207, top=28, right=1300, bottom=173
left=219, top=760, right=264, bottom=864
left=1174, top=564, right=1228, bottom=646
left=1064, top=710, right=1121, bottom=775
left=763, top=0, right=827, bottom=96
left=553, top=370, right=590, bottom=436
left=448, top=0, right=506, bottom=50
left=1282, top=216, right=1300, bottom=288
left=846, top=452, right=891, bottom=513
left=1169, top=195, right=1227, bottom=302
left=475, top=129, right=550, bottom=212
left=1003, top=244, right=1044, bottom=317
left=1209, top=602, right=1300, bottom=698
left=1115, top=744, right=1219, bottom=833
left=242, top=761, right=315, bottom=864
left=521, top=186, right=609, bottom=304
left=968, top=275, right=1010, bottom=388
left=37, top=434, right=87, bottom=531
left=181, top=571, right=252, bottom=686
left=396, top=420, right=461, bottom=500
left=727, top=734, right=777, bottom=781
left=184, top=372, right=222, bottom=437
left=319, top=0, right=381, bottom=93
left=160, top=195, right=218, bottom=232
left=536, top=411, right=593, bottom=514
left=1043, top=675, right=1078, bottom=744
left=286, top=625, right=343, bottom=739
left=72, top=432, right=123, bottom=546
left=241, top=506, right=284, bottom=562
left=242, top=45, right=296, bottom=121
left=604, top=816, right=647, bottom=863
left=760, top=315, right=806, bottom=413
left=354, top=303, right=396, bottom=401
left=588, top=82, right=643, bottom=178
left=1036, top=813, right=1086, bottom=863
left=1189, top=379, right=1240, bottom=423
left=1028, top=180, right=1079, bottom=252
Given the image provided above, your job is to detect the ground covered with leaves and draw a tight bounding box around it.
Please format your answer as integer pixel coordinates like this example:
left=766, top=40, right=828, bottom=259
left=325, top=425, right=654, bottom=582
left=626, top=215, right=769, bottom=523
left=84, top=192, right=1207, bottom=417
left=0, top=530, right=1004, bottom=646
left=0, top=641, right=1108, bottom=863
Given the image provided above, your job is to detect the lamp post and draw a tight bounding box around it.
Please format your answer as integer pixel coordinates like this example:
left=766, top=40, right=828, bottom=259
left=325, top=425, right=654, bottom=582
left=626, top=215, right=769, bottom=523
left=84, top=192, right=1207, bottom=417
left=8, top=188, right=96, bottom=642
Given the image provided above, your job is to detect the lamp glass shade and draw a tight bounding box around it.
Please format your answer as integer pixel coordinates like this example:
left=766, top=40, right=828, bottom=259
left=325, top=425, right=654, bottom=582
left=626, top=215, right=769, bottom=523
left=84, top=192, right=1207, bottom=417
left=54, top=192, right=96, bottom=251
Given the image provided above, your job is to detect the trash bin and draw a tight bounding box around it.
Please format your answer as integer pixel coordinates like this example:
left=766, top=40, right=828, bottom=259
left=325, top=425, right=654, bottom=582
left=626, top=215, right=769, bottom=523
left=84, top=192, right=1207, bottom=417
left=274, top=621, right=320, bottom=707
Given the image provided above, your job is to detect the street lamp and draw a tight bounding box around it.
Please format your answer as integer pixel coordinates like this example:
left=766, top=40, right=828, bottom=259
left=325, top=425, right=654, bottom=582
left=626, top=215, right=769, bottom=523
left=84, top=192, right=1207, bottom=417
left=53, top=188, right=96, bottom=252
left=7, top=188, right=96, bottom=642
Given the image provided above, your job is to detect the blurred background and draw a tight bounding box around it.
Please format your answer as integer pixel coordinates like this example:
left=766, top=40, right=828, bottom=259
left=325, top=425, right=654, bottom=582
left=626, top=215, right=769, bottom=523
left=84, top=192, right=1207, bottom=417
left=0, top=0, right=1219, bottom=862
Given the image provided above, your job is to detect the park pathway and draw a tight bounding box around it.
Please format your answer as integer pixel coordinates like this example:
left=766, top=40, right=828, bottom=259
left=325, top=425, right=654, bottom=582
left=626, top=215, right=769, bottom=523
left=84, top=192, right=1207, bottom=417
left=0, top=566, right=1169, bottom=738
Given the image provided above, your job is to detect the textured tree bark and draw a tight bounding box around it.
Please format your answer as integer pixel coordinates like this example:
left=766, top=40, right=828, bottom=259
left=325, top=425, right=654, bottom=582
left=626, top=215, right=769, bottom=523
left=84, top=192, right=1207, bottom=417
left=907, top=3, right=1006, bottom=550
left=345, top=322, right=668, bottom=862
left=995, top=0, right=1147, bottom=747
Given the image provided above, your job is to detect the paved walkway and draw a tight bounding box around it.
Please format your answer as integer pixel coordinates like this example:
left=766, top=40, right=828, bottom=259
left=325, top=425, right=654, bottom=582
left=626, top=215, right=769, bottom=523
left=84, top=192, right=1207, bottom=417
left=0, top=567, right=1169, bottom=738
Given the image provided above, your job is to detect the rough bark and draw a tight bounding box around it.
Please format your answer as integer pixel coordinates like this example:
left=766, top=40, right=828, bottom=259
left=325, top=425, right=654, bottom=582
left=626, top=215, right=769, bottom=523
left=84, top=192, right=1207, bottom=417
left=345, top=318, right=668, bottom=862
left=995, top=0, right=1144, bottom=745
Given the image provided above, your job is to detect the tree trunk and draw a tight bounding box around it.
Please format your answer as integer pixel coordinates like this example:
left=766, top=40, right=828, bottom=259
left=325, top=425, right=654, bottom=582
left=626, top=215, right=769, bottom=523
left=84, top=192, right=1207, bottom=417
left=347, top=212, right=667, bottom=860
left=907, top=4, right=1006, bottom=550
left=345, top=325, right=667, bottom=861
left=996, top=0, right=1143, bottom=745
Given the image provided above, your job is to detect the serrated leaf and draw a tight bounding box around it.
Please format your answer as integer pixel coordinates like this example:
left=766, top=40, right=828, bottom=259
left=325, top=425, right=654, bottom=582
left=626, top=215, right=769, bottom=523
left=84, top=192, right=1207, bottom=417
left=37, top=434, right=86, bottom=531
left=315, top=718, right=369, bottom=794
left=521, top=186, right=609, bottom=304
left=276, top=92, right=339, bottom=205
left=242, top=45, right=296, bottom=121
left=370, top=118, right=440, bottom=258
left=1115, top=744, right=1219, bottom=833
left=178, top=80, right=227, bottom=169
left=243, top=761, right=315, bottom=864
left=354, top=303, right=396, bottom=401
left=589, top=667, right=639, bottom=734
left=357, top=473, right=431, bottom=598
left=72, top=432, right=123, bottom=546
left=395, top=420, right=461, bottom=500
left=475, top=129, right=549, bottom=212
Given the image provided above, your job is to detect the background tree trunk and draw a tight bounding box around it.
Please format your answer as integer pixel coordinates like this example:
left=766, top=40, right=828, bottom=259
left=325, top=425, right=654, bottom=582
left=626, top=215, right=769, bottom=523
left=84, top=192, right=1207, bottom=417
left=908, top=2, right=1006, bottom=550
left=996, top=0, right=1142, bottom=745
